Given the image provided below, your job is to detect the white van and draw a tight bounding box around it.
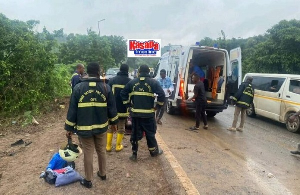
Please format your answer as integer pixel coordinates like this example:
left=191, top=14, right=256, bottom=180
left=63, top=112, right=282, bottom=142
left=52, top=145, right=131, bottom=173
left=154, top=44, right=242, bottom=117
left=244, top=73, right=300, bottom=132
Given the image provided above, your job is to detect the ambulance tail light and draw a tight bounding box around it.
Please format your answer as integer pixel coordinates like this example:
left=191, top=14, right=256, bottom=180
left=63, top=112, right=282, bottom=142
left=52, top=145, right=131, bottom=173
left=179, top=78, right=184, bottom=98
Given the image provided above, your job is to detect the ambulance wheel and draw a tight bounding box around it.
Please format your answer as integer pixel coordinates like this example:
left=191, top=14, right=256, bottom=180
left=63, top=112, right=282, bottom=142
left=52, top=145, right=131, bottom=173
left=166, top=101, right=175, bottom=115
left=286, top=112, right=300, bottom=133
left=246, top=103, right=256, bottom=117
left=206, top=111, right=217, bottom=118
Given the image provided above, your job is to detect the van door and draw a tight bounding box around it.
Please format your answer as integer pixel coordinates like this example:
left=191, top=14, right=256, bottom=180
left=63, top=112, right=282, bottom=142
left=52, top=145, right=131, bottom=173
left=281, top=78, right=300, bottom=122
left=254, top=77, right=286, bottom=121
left=229, top=47, right=242, bottom=95
left=185, top=49, right=194, bottom=100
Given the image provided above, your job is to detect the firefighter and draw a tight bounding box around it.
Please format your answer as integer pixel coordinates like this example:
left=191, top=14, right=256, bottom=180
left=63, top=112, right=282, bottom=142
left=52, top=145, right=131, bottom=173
left=64, top=62, right=118, bottom=188
left=70, top=63, right=85, bottom=91
left=227, top=76, right=254, bottom=132
left=106, top=64, right=131, bottom=152
left=120, top=65, right=165, bottom=161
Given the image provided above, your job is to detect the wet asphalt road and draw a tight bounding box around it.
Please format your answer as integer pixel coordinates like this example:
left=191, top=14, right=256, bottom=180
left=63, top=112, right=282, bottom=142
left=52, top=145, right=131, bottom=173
left=158, top=105, right=300, bottom=195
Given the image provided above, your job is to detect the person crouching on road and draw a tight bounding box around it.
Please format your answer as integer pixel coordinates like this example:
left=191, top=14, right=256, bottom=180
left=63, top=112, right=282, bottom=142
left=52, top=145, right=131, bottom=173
left=64, top=62, right=118, bottom=188
left=120, top=65, right=165, bottom=161
left=188, top=74, right=208, bottom=130
left=156, top=69, right=174, bottom=125
left=227, top=76, right=254, bottom=132
left=107, top=64, right=132, bottom=152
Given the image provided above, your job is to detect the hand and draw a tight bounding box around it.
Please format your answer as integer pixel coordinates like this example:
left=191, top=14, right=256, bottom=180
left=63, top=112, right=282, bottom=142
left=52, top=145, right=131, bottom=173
left=66, top=131, right=73, bottom=138
left=111, top=125, right=117, bottom=133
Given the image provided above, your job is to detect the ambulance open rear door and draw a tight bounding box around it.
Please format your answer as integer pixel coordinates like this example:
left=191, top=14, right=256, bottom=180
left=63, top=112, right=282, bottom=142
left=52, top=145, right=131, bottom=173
left=229, top=47, right=242, bottom=94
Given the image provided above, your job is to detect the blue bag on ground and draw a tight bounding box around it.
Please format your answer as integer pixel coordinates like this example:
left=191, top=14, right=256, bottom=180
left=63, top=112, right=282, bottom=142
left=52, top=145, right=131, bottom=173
left=55, top=167, right=82, bottom=187
left=46, top=152, right=68, bottom=170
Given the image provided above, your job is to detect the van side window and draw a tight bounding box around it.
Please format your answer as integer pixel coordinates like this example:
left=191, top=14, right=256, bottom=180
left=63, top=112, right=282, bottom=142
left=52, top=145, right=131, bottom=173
left=251, top=76, right=285, bottom=92
left=289, top=80, right=300, bottom=95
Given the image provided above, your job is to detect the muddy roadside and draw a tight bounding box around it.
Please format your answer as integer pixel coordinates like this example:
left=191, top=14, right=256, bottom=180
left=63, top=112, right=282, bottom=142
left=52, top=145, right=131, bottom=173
left=0, top=98, right=185, bottom=195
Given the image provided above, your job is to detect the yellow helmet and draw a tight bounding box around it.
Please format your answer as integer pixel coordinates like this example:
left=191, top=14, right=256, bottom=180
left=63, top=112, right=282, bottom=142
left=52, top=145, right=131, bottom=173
left=59, top=141, right=82, bottom=162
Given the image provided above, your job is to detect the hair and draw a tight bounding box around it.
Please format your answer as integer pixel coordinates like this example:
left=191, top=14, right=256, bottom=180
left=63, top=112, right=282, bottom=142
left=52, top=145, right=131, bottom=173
left=87, top=62, right=100, bottom=76
left=120, top=64, right=129, bottom=72
left=192, top=73, right=200, bottom=80
left=160, top=69, right=166, bottom=74
left=139, top=65, right=150, bottom=73
left=246, top=76, right=253, bottom=83
left=76, top=63, right=84, bottom=69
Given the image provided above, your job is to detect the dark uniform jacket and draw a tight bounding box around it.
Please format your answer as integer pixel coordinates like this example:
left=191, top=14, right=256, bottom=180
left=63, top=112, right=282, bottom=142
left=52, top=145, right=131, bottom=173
left=65, top=78, right=119, bottom=138
left=120, top=73, right=165, bottom=118
left=108, top=71, right=131, bottom=118
left=71, top=71, right=81, bottom=90
left=233, top=81, right=254, bottom=108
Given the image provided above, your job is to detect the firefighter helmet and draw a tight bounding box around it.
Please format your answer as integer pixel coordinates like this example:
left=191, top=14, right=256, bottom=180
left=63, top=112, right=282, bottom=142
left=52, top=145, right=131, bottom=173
left=59, top=141, right=82, bottom=162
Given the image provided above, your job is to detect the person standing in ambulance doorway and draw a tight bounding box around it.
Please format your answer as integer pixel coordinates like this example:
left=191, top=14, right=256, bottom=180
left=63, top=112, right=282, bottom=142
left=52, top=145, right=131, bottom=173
left=64, top=62, right=118, bottom=188
left=156, top=69, right=174, bottom=125
left=120, top=65, right=165, bottom=161
left=107, top=64, right=131, bottom=152
left=188, top=74, right=208, bottom=130
left=227, top=76, right=254, bottom=132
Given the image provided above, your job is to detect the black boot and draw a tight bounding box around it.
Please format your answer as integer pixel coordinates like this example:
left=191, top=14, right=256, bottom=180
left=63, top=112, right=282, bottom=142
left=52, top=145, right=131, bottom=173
left=129, top=152, right=137, bottom=162
left=130, top=139, right=138, bottom=162
left=80, top=179, right=92, bottom=188
left=290, top=150, right=300, bottom=155
left=150, top=147, right=163, bottom=157
left=97, top=171, right=106, bottom=180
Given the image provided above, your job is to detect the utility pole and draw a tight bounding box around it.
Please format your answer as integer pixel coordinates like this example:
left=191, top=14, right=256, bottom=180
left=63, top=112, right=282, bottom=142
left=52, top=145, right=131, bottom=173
left=98, top=19, right=105, bottom=36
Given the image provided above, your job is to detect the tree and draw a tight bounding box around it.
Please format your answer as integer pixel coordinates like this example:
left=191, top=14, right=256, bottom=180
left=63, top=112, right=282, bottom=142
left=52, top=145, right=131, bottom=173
left=58, top=31, right=116, bottom=71
left=245, top=19, right=300, bottom=74
left=106, top=35, right=127, bottom=65
left=0, top=14, right=59, bottom=113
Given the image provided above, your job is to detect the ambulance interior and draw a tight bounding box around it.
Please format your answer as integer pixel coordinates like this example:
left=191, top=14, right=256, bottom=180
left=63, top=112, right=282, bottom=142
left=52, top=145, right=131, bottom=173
left=185, top=49, right=227, bottom=104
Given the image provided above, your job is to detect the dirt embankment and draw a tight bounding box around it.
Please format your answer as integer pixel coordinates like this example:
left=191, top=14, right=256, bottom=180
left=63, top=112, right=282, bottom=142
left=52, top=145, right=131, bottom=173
left=0, top=98, right=174, bottom=195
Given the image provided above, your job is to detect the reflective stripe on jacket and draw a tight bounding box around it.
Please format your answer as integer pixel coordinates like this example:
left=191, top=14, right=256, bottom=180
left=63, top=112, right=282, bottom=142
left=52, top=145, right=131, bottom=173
left=233, top=82, right=254, bottom=108
left=108, top=71, right=131, bottom=118
left=120, top=73, right=165, bottom=118
left=65, top=78, right=118, bottom=138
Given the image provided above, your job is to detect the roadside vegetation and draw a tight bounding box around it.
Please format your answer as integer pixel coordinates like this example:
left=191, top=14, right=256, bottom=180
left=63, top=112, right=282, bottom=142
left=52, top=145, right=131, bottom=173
left=1, top=12, right=300, bottom=118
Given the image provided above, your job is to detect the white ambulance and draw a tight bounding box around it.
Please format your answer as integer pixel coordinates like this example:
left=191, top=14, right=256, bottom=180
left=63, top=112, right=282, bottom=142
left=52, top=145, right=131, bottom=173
left=154, top=44, right=242, bottom=117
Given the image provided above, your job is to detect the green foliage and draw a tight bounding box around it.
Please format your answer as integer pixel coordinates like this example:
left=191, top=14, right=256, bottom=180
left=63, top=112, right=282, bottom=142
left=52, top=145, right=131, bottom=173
left=126, top=57, right=159, bottom=70
left=22, top=111, right=33, bottom=127
left=58, top=32, right=127, bottom=71
left=198, top=19, right=300, bottom=75
left=2, top=11, right=300, bottom=117
left=245, top=20, right=300, bottom=74
left=106, top=35, right=127, bottom=65
left=0, top=13, right=70, bottom=115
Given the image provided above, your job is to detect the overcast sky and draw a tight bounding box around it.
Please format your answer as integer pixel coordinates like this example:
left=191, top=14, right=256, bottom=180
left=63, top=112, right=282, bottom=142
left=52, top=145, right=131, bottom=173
left=1, top=0, right=300, bottom=46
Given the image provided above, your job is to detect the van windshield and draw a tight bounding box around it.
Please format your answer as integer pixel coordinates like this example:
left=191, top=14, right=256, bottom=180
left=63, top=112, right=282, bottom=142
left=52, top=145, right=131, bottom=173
left=106, top=68, right=119, bottom=75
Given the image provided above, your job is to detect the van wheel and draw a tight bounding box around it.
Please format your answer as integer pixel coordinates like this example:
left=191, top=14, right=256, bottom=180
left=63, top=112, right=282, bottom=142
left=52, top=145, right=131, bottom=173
left=286, top=113, right=300, bottom=133
left=166, top=101, right=175, bottom=115
left=246, top=103, right=256, bottom=117
left=206, top=111, right=217, bottom=118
